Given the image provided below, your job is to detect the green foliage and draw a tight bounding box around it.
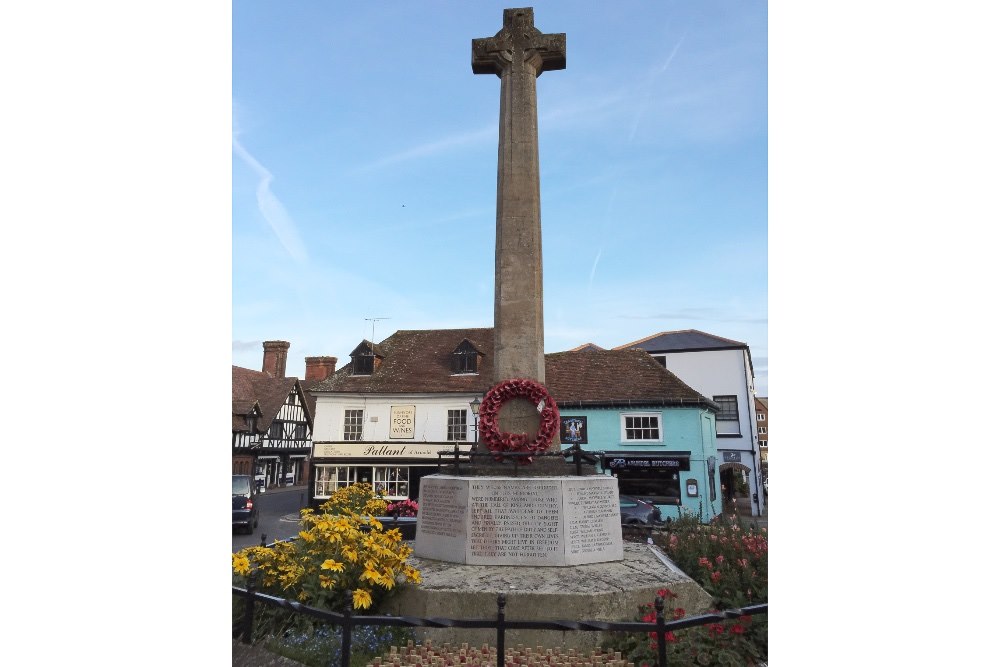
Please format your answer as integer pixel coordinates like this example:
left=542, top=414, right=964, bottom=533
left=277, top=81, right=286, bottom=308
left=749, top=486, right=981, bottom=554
left=604, top=515, right=768, bottom=665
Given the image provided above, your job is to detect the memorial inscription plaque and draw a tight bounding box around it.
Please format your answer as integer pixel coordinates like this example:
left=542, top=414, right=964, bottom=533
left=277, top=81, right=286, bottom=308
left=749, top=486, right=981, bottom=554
left=414, top=475, right=623, bottom=566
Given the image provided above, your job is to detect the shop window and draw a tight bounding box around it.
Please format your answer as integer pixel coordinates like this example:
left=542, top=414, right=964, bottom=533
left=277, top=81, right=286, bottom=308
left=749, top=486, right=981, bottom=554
left=447, top=409, right=468, bottom=441
left=616, top=470, right=681, bottom=505
left=314, top=465, right=354, bottom=497
left=373, top=466, right=409, bottom=499
left=621, top=413, right=661, bottom=442
left=344, top=409, right=364, bottom=441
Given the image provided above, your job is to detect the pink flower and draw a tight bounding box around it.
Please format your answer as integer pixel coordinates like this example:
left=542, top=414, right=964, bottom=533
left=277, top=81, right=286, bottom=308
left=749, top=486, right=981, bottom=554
left=715, top=554, right=724, bottom=564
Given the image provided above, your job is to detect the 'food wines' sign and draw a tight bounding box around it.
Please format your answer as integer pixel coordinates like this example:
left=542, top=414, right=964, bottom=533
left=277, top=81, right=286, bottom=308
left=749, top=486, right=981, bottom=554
left=389, top=405, right=416, bottom=439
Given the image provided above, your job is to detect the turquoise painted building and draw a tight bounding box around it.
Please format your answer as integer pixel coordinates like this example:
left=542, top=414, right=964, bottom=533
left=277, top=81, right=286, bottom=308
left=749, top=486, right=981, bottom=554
left=546, top=348, right=723, bottom=521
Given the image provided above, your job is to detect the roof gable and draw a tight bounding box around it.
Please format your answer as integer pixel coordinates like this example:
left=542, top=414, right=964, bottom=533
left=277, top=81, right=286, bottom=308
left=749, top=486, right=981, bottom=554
left=567, top=343, right=605, bottom=352
left=232, top=366, right=312, bottom=432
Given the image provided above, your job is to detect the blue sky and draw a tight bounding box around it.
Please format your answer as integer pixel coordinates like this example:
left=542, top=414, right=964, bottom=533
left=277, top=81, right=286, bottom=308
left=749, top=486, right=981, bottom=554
left=232, top=1, right=768, bottom=394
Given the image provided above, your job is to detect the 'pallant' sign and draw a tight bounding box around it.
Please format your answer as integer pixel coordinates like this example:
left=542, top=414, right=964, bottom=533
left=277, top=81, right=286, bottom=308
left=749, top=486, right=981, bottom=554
left=389, top=405, right=416, bottom=439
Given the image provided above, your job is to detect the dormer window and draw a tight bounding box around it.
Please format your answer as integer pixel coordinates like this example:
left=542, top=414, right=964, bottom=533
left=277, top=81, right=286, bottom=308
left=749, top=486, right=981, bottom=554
left=452, top=339, right=482, bottom=375
left=353, top=353, right=374, bottom=375
left=349, top=340, right=381, bottom=376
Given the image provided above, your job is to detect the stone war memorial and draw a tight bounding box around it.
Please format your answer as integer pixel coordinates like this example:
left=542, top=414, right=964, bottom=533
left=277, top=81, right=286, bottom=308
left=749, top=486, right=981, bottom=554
left=413, top=6, right=621, bottom=569
left=387, top=8, right=711, bottom=650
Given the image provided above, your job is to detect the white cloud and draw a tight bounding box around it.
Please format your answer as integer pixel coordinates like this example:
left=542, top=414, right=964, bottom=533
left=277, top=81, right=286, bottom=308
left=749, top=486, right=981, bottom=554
left=232, top=137, right=309, bottom=263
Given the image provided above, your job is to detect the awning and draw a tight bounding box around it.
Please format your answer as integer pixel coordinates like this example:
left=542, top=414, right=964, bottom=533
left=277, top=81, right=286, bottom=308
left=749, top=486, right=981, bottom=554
left=600, top=451, right=691, bottom=472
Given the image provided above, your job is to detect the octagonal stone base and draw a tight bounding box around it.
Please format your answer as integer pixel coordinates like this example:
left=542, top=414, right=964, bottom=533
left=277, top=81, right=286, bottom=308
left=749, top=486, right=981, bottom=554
left=414, top=475, right=622, bottom=566
left=384, top=542, right=713, bottom=652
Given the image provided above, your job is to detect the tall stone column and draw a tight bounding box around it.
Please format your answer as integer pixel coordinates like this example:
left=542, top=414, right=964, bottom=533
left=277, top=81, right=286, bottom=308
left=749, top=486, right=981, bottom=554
left=473, top=7, right=565, bottom=451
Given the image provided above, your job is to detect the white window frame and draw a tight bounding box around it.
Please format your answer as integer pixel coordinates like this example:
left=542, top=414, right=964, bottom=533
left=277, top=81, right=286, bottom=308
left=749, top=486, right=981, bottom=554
left=757, top=412, right=765, bottom=421
left=343, top=408, right=364, bottom=441
left=314, top=465, right=355, bottom=498
left=446, top=409, right=468, bottom=441
left=758, top=425, right=767, bottom=435
left=373, top=466, right=410, bottom=500
left=620, top=412, right=662, bottom=443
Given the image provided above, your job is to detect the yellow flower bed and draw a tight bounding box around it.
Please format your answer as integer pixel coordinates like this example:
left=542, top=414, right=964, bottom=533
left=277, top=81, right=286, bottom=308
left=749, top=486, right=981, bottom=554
left=232, top=483, right=421, bottom=612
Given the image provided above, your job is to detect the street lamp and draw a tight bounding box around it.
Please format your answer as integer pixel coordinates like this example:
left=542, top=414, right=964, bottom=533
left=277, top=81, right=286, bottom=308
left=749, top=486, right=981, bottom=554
left=469, top=396, right=482, bottom=443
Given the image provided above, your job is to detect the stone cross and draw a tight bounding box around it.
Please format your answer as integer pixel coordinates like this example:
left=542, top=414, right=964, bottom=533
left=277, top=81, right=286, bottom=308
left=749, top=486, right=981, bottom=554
left=473, top=7, right=565, bottom=385
left=473, top=8, right=565, bottom=454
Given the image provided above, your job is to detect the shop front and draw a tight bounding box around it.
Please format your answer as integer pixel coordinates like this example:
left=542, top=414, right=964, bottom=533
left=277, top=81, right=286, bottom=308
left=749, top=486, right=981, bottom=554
left=309, top=441, right=473, bottom=510
left=600, top=451, right=691, bottom=506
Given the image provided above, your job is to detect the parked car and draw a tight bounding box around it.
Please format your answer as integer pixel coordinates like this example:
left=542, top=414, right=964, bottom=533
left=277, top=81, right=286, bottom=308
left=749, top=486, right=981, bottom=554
left=233, top=474, right=259, bottom=534
left=619, top=495, right=663, bottom=525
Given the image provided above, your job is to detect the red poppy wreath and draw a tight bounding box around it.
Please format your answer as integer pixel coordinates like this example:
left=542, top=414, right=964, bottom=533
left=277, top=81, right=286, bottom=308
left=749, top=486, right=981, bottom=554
left=477, top=378, right=560, bottom=462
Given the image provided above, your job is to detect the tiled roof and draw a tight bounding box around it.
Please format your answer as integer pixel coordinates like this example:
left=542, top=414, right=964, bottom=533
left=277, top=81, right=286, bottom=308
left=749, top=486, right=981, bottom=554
left=546, top=349, right=711, bottom=407
left=310, top=328, right=496, bottom=395
left=232, top=365, right=310, bottom=433
left=309, top=328, right=713, bottom=410
left=614, top=329, right=747, bottom=353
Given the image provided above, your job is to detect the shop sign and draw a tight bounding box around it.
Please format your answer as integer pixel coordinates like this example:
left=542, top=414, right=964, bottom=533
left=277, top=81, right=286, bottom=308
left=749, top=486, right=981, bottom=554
left=605, top=456, right=690, bottom=471
left=722, top=451, right=742, bottom=463
left=313, top=442, right=471, bottom=459
left=389, top=405, right=416, bottom=439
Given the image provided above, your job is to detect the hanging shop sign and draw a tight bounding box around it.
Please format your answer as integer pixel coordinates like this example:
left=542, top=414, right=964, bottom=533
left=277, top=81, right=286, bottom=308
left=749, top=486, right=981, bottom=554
left=560, top=416, right=588, bottom=445
left=389, top=405, right=416, bottom=439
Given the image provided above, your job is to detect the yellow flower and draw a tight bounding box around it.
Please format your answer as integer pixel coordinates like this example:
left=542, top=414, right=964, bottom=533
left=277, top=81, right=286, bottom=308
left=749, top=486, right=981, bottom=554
left=321, top=559, right=345, bottom=572
left=232, top=553, right=251, bottom=576
left=352, top=588, right=373, bottom=610
left=360, top=565, right=382, bottom=585
left=319, top=574, right=336, bottom=589
left=299, top=530, right=316, bottom=542
left=405, top=567, right=422, bottom=584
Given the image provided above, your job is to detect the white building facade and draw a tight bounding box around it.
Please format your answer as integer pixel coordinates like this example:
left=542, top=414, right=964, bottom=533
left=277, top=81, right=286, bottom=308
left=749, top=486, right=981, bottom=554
left=615, top=330, right=765, bottom=517
left=310, top=392, right=480, bottom=503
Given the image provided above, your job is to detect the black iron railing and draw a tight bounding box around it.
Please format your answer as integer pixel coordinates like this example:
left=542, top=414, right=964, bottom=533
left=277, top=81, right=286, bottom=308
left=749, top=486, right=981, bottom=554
left=233, top=577, right=766, bottom=667
left=436, top=443, right=600, bottom=476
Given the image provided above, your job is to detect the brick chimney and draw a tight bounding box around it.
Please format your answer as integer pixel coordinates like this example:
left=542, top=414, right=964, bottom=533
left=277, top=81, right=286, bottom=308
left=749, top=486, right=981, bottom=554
left=305, top=356, right=338, bottom=382
left=262, top=340, right=290, bottom=378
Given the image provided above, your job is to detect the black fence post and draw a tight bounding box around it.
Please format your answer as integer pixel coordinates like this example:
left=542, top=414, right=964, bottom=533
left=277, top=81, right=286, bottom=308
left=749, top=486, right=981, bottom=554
left=496, top=593, right=507, bottom=667
left=240, top=570, right=257, bottom=644
left=260, top=533, right=267, bottom=548
left=339, top=591, right=353, bottom=667
left=654, top=594, right=667, bottom=667
left=573, top=444, right=582, bottom=476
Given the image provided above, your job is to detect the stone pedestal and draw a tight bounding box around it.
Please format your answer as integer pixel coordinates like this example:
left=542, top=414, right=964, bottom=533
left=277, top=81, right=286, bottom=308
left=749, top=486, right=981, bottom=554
left=386, top=542, right=713, bottom=652
left=414, top=475, right=622, bottom=566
